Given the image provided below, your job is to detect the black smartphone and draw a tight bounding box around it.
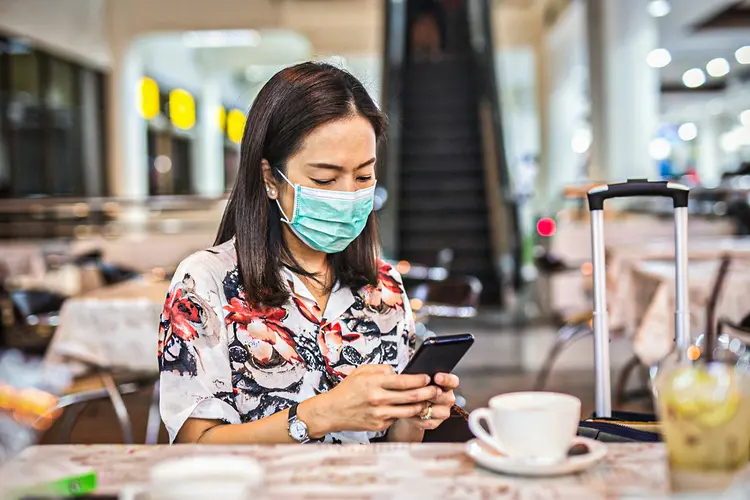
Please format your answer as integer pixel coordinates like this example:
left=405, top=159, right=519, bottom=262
left=400, top=333, right=474, bottom=381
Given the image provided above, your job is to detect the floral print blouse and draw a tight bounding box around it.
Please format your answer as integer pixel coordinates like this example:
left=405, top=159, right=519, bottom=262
left=158, top=239, right=415, bottom=444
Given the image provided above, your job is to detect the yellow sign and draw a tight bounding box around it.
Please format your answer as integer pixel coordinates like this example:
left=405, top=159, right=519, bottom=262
left=138, top=77, right=159, bottom=120
left=227, top=108, right=246, bottom=144
left=169, top=88, right=196, bottom=130
left=218, top=106, right=227, bottom=132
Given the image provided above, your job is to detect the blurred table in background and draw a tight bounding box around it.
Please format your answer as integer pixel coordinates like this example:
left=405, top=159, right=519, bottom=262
left=547, top=215, right=734, bottom=315
left=45, top=279, right=168, bottom=376
left=69, top=232, right=214, bottom=274
left=629, top=259, right=750, bottom=365
left=607, top=238, right=750, bottom=336
left=0, top=242, right=50, bottom=280
left=3, top=443, right=732, bottom=498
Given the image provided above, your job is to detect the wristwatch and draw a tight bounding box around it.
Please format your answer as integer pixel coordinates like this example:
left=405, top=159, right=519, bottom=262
left=288, top=403, right=312, bottom=443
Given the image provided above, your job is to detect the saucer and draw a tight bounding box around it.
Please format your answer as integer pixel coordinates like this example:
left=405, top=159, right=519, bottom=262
left=465, top=437, right=607, bottom=477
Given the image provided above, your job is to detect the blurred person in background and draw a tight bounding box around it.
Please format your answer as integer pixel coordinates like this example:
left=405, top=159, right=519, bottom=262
left=158, top=63, right=460, bottom=445
left=410, top=0, right=445, bottom=59
left=411, top=10, right=442, bottom=58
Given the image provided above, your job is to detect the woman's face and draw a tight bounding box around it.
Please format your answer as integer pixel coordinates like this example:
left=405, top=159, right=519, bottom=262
left=264, top=114, right=377, bottom=220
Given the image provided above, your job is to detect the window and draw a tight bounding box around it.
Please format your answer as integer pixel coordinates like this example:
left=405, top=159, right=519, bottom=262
left=0, top=33, right=105, bottom=198
left=47, top=57, right=82, bottom=195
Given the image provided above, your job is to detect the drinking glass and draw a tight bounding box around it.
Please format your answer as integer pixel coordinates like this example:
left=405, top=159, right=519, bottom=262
left=656, top=362, right=750, bottom=493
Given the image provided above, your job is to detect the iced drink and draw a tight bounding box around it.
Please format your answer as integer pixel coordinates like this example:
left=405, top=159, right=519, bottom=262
left=657, top=363, right=750, bottom=492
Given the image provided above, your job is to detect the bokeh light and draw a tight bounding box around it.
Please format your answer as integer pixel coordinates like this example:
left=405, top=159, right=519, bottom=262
left=706, top=58, right=730, bottom=78
left=536, top=217, right=556, bottom=237
left=137, top=77, right=160, bottom=120
left=682, top=68, right=706, bottom=88
left=169, top=89, right=196, bottom=130
left=646, top=48, right=671, bottom=69
left=647, top=0, right=671, bottom=18
left=735, top=46, right=750, bottom=65
left=677, top=123, right=698, bottom=142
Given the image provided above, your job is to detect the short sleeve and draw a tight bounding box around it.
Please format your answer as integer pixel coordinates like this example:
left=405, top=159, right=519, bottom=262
left=158, top=253, right=240, bottom=443
left=386, top=266, right=416, bottom=373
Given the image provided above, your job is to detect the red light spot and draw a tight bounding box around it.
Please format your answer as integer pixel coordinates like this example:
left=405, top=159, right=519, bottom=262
left=536, top=218, right=556, bottom=237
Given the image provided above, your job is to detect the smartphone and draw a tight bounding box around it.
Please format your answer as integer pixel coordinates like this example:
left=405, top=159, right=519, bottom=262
left=400, top=333, right=474, bottom=381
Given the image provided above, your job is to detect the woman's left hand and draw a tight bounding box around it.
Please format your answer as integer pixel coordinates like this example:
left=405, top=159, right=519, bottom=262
left=403, top=372, right=460, bottom=431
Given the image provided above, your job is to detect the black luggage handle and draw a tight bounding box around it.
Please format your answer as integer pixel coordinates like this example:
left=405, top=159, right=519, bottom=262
left=587, top=179, right=690, bottom=211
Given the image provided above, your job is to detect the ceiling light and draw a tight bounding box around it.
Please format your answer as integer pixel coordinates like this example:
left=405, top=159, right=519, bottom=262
left=647, top=0, right=671, bottom=18
left=649, top=138, right=672, bottom=160
left=646, top=48, right=671, bottom=68
left=678, top=123, right=698, bottom=142
left=682, top=68, right=706, bottom=88
left=182, top=30, right=261, bottom=48
left=706, top=58, right=730, bottom=77
left=736, top=46, right=750, bottom=65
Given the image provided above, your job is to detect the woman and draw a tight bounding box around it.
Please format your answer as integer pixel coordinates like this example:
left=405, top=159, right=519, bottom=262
left=158, top=62, right=460, bottom=444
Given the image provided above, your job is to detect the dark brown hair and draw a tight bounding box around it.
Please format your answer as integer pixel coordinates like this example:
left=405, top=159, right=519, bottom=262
left=215, top=62, right=387, bottom=307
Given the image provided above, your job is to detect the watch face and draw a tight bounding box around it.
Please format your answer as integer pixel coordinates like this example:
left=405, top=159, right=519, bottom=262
left=290, top=420, right=308, bottom=442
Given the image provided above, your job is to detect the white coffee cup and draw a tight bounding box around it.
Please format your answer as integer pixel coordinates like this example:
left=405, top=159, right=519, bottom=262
left=468, top=392, right=581, bottom=463
left=119, top=455, right=264, bottom=500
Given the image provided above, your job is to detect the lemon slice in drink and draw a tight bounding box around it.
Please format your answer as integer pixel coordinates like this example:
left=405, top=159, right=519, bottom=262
left=694, top=392, right=740, bottom=428
left=662, top=365, right=741, bottom=427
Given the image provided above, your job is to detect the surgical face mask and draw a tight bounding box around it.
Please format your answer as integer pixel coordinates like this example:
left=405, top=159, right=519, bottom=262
left=274, top=170, right=376, bottom=253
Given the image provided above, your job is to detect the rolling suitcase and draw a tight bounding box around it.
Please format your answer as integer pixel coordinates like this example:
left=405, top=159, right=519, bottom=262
left=577, top=179, right=691, bottom=442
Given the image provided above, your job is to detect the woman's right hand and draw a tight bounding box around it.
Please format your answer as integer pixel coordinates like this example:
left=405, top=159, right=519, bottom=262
left=303, top=364, right=441, bottom=435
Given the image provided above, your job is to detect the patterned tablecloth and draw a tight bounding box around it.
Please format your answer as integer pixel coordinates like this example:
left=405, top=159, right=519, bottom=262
left=607, top=237, right=750, bottom=335
left=630, top=259, right=750, bottom=365
left=4, top=443, right=745, bottom=499
left=44, top=278, right=169, bottom=375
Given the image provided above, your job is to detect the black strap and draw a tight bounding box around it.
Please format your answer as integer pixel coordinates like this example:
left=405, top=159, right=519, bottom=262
left=288, top=402, right=299, bottom=423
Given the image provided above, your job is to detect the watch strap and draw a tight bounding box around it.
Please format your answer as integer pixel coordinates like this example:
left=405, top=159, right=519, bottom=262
left=288, top=402, right=299, bottom=423
left=288, top=403, right=323, bottom=443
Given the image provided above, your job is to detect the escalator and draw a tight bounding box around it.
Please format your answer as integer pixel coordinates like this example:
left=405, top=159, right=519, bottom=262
left=380, top=0, right=520, bottom=305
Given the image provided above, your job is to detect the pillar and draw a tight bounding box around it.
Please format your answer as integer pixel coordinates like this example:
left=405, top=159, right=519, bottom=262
left=541, top=0, right=588, bottom=202
left=191, top=76, right=225, bottom=197
left=697, top=114, right=722, bottom=187
left=106, top=40, right=150, bottom=234
left=107, top=41, right=148, bottom=199
left=587, top=0, right=660, bottom=182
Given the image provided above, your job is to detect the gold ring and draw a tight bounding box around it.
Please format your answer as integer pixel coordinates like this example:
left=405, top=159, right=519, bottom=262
left=420, top=404, right=433, bottom=420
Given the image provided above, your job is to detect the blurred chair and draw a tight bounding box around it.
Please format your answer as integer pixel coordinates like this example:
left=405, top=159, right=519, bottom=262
left=533, top=311, right=593, bottom=391
left=717, top=316, right=750, bottom=351
left=726, top=200, right=750, bottom=236
left=533, top=248, right=594, bottom=390
left=50, top=370, right=160, bottom=445
left=409, top=275, right=482, bottom=324
left=436, top=248, right=454, bottom=272
left=72, top=250, right=139, bottom=286
left=0, top=286, right=65, bottom=353
left=532, top=246, right=591, bottom=324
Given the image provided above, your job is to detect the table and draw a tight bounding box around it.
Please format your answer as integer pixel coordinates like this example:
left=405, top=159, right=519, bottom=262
left=2, top=443, right=740, bottom=499
left=607, top=237, right=750, bottom=335
left=45, top=278, right=169, bottom=375
left=631, top=259, right=750, bottom=365
left=69, top=232, right=215, bottom=274
left=0, top=241, right=50, bottom=279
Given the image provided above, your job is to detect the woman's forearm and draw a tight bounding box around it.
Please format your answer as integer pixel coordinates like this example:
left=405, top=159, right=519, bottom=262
left=385, top=418, right=424, bottom=443
left=179, top=393, right=334, bottom=444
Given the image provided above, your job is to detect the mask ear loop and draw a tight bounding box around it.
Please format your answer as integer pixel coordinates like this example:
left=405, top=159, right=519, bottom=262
left=274, top=169, right=297, bottom=224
